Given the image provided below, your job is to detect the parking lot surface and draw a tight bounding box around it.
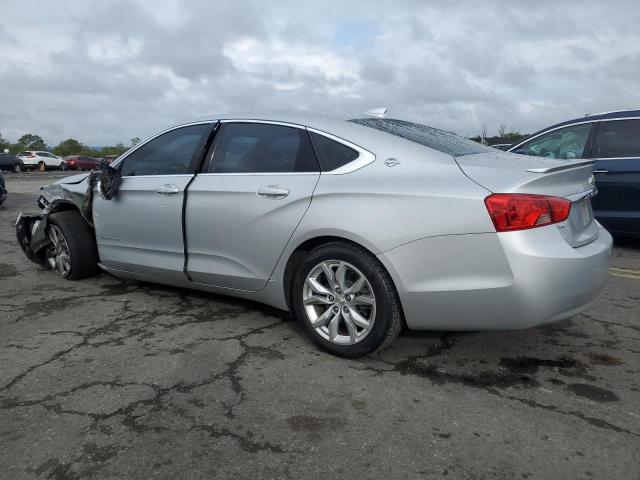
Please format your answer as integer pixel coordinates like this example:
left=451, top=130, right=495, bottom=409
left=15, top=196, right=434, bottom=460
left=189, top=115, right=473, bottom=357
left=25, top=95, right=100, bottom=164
left=1, top=171, right=639, bottom=479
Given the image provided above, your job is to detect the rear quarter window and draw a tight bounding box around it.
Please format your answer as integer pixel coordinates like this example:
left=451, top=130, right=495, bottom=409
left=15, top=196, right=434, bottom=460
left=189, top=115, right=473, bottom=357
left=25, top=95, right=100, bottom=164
left=349, top=118, right=491, bottom=156
left=308, top=132, right=359, bottom=171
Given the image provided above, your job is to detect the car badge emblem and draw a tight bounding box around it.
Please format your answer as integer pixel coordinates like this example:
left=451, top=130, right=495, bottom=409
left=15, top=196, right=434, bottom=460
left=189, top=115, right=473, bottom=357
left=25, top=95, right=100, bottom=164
left=384, top=158, right=400, bottom=167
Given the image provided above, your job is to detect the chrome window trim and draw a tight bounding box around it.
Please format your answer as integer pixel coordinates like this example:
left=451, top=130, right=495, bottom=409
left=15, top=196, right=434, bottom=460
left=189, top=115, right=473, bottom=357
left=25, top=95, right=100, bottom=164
left=120, top=174, right=195, bottom=179
left=197, top=172, right=319, bottom=177
left=599, top=116, right=640, bottom=122
left=113, top=118, right=376, bottom=178
left=111, top=120, right=216, bottom=174
left=305, top=127, right=376, bottom=175
left=218, top=119, right=305, bottom=129
left=205, top=119, right=375, bottom=175
left=509, top=116, right=640, bottom=152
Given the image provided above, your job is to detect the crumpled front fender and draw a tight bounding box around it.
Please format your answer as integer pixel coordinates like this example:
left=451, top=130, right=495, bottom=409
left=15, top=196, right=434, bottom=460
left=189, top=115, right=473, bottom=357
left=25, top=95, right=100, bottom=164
left=16, top=213, right=50, bottom=266
left=16, top=163, right=121, bottom=266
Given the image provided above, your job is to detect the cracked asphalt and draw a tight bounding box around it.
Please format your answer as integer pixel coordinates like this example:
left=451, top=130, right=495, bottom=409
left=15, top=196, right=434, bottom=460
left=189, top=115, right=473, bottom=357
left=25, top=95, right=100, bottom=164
left=1, top=171, right=639, bottom=479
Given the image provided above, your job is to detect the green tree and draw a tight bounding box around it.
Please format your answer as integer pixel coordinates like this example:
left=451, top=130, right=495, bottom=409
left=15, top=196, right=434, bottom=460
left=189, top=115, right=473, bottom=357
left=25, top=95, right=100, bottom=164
left=130, top=137, right=141, bottom=146
left=53, top=138, right=85, bottom=157
left=0, top=132, right=10, bottom=152
left=98, top=143, right=128, bottom=157
left=17, top=133, right=47, bottom=151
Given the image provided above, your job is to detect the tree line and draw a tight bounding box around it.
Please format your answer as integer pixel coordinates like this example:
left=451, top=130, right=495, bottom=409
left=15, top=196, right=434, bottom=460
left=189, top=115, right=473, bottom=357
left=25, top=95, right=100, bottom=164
left=469, top=124, right=528, bottom=146
left=0, top=132, right=141, bottom=158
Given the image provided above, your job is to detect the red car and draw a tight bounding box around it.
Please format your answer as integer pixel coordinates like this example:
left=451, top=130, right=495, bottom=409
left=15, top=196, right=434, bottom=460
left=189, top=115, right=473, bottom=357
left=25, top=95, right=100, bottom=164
left=63, top=155, right=101, bottom=171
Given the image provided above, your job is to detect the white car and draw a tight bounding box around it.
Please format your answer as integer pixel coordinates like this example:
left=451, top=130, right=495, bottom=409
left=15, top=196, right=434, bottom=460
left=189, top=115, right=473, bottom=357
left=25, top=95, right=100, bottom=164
left=17, top=151, right=66, bottom=171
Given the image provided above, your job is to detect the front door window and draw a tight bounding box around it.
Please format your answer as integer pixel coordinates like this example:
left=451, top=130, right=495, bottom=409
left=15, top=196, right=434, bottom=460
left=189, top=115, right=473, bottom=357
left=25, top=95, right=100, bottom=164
left=513, top=123, right=593, bottom=160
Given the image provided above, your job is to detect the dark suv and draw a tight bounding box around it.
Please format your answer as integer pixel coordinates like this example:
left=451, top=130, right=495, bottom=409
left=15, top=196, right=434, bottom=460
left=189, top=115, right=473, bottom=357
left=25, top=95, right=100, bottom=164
left=509, top=110, right=640, bottom=236
left=0, top=153, right=23, bottom=173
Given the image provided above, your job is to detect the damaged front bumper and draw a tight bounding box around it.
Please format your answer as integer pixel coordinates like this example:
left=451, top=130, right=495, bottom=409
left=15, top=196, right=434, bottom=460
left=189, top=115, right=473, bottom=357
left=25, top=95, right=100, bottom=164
left=16, top=213, right=51, bottom=266
left=15, top=163, right=121, bottom=267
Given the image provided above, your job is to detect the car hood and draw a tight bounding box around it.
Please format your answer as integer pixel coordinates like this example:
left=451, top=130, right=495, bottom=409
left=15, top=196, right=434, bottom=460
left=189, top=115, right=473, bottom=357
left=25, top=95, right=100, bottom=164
left=55, top=173, right=90, bottom=185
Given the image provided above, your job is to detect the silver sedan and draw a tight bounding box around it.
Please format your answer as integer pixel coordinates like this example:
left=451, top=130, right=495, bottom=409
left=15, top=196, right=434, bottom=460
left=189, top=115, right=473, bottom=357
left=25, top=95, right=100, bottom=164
left=18, top=113, right=612, bottom=357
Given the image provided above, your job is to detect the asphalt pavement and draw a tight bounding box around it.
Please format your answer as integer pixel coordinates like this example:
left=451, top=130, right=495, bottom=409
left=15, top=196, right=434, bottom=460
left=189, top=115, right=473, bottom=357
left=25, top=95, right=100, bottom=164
left=1, top=171, right=639, bottom=479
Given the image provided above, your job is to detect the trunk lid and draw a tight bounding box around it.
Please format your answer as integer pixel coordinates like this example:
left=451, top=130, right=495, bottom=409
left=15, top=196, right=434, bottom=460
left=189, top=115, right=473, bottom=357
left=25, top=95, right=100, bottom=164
left=456, top=151, right=599, bottom=247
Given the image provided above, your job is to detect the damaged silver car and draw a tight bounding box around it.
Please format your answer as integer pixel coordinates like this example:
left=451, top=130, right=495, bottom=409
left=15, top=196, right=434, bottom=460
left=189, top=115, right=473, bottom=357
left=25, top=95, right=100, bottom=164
left=16, top=113, right=612, bottom=357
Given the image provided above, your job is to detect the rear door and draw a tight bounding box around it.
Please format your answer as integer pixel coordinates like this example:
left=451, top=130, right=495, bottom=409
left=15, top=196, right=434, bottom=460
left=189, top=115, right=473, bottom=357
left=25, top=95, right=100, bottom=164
left=186, top=121, right=320, bottom=291
left=590, top=119, right=640, bottom=233
left=93, top=123, right=213, bottom=281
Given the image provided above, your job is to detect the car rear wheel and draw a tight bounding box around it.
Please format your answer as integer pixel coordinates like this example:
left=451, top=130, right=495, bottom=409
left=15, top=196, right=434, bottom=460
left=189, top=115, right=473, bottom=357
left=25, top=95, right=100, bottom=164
left=46, top=211, right=100, bottom=280
left=13, top=163, right=22, bottom=173
left=291, top=242, right=402, bottom=358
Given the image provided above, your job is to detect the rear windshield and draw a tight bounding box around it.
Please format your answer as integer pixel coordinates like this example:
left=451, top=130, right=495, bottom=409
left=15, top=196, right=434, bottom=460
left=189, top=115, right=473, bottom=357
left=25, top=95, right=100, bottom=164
left=349, top=118, right=491, bottom=157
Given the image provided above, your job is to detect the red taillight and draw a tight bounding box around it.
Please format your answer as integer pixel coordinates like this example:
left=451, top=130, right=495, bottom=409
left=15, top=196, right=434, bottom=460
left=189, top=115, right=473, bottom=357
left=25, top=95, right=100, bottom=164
left=484, top=193, right=571, bottom=232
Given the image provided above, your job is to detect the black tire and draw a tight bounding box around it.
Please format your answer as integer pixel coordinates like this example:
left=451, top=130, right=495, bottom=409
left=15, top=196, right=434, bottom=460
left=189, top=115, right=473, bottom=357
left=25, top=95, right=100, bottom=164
left=48, top=210, right=100, bottom=280
left=291, top=241, right=402, bottom=358
left=38, top=161, right=46, bottom=172
left=59, top=162, right=67, bottom=171
left=13, top=162, right=22, bottom=173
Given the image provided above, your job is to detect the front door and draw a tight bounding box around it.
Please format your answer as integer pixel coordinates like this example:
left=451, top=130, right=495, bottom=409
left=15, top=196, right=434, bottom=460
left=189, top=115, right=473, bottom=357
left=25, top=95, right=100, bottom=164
left=186, top=121, right=320, bottom=291
left=93, top=123, right=213, bottom=281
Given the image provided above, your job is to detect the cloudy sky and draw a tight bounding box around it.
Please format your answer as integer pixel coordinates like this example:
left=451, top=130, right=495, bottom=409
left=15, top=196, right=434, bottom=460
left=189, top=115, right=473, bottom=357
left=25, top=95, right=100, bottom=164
left=1, top=0, right=639, bottom=146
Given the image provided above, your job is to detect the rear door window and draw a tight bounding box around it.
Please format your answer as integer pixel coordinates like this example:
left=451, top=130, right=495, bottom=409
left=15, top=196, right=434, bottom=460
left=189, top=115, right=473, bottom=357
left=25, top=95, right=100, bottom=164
left=512, top=123, right=593, bottom=160
left=208, top=123, right=319, bottom=173
left=594, top=119, right=640, bottom=158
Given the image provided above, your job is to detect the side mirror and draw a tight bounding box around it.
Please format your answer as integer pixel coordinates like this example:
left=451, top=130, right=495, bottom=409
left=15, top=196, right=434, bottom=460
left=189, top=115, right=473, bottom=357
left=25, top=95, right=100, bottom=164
left=90, top=162, right=121, bottom=200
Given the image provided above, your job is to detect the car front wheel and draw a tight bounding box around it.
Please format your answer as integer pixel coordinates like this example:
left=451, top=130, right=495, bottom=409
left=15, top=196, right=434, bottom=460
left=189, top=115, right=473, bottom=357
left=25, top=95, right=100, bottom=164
left=46, top=211, right=100, bottom=280
left=13, top=163, right=22, bottom=173
left=59, top=162, right=67, bottom=171
left=291, top=242, right=402, bottom=358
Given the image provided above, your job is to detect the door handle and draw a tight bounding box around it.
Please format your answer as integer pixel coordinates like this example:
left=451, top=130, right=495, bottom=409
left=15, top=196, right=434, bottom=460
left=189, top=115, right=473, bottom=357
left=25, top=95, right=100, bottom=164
left=257, top=185, right=289, bottom=199
left=155, top=184, right=180, bottom=194
left=593, top=169, right=609, bottom=174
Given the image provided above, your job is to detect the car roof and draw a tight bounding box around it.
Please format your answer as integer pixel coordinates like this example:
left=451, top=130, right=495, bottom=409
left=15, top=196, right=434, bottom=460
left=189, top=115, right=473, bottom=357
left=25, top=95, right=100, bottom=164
left=536, top=109, right=640, bottom=131
left=511, top=109, right=640, bottom=148
left=169, top=112, right=404, bottom=152
left=181, top=111, right=359, bottom=133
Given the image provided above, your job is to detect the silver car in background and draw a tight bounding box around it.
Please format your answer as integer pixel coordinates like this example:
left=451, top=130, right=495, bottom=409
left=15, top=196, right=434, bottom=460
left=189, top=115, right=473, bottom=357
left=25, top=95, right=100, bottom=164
left=18, top=113, right=612, bottom=357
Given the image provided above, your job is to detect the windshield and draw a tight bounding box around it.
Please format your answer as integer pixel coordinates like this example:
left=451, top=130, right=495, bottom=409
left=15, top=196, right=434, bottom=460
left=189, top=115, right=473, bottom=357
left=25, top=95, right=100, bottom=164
left=349, top=118, right=491, bottom=157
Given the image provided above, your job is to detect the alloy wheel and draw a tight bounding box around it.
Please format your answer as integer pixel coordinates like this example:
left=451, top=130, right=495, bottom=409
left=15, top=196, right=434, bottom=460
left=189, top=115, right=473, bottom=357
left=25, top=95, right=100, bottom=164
left=302, top=260, right=376, bottom=345
left=46, top=225, right=72, bottom=276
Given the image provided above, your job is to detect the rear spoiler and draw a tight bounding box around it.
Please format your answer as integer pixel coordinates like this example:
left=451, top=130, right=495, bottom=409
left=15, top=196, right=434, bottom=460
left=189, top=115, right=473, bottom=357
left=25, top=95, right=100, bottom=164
left=526, top=159, right=595, bottom=174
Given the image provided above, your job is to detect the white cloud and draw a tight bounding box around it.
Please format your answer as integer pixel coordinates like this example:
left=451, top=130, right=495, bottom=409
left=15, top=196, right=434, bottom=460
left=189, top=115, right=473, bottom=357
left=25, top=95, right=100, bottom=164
left=0, top=0, right=639, bottom=145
